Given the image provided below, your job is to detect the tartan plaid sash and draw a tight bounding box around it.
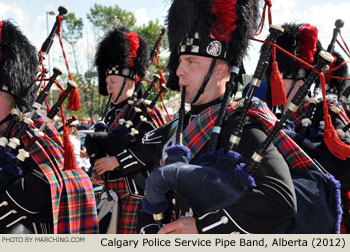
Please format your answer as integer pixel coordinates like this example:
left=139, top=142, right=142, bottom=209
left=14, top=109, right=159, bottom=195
left=107, top=105, right=129, bottom=134
left=290, top=98, right=350, bottom=128
left=0, top=112, right=99, bottom=234
left=183, top=99, right=319, bottom=171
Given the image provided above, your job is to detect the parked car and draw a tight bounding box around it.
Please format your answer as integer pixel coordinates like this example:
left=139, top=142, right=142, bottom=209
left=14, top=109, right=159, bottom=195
left=77, top=129, right=94, bottom=150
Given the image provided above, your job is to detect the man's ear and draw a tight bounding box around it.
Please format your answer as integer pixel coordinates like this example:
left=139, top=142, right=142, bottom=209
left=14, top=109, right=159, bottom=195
left=127, top=79, right=135, bottom=88
left=214, top=63, right=229, bottom=81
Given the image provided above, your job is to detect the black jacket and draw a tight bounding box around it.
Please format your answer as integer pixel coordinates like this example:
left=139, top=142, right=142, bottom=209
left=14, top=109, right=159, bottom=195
left=85, top=99, right=163, bottom=197
left=0, top=115, right=52, bottom=234
left=114, top=98, right=297, bottom=233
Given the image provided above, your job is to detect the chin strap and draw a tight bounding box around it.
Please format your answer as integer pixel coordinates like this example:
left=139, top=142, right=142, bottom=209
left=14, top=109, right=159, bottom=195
left=191, top=58, right=217, bottom=105
left=112, top=77, right=128, bottom=104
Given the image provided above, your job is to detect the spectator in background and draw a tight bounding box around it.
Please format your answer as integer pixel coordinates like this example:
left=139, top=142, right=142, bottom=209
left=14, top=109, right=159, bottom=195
left=66, top=116, right=83, bottom=168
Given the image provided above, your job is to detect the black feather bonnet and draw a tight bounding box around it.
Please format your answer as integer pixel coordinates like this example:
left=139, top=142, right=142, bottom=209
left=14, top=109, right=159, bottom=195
left=95, top=25, right=149, bottom=96
left=0, top=20, right=39, bottom=112
left=166, top=0, right=260, bottom=90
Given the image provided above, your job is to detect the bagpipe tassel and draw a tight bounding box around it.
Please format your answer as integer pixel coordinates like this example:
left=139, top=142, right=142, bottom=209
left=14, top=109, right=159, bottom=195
left=60, top=109, right=77, bottom=171
left=270, top=47, right=286, bottom=107
left=62, top=124, right=77, bottom=170
left=67, top=87, right=81, bottom=111
left=319, top=72, right=350, bottom=160
left=324, top=114, right=350, bottom=160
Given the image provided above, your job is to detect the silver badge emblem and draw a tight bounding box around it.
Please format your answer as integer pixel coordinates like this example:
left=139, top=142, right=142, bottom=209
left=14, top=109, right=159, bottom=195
left=206, top=40, right=222, bottom=57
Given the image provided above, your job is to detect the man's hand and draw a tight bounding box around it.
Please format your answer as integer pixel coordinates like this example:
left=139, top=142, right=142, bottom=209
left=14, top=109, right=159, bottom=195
left=95, top=156, right=119, bottom=175
left=80, top=147, right=89, bottom=158
left=157, top=217, right=198, bottom=234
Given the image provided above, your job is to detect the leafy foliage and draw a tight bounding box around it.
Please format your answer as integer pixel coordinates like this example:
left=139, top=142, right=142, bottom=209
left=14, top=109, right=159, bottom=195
left=87, top=4, right=136, bottom=37
left=60, top=13, right=83, bottom=46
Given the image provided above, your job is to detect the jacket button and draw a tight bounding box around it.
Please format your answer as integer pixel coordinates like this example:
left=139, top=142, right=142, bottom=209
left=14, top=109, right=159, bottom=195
left=220, top=216, right=228, bottom=224
left=0, top=201, right=8, bottom=207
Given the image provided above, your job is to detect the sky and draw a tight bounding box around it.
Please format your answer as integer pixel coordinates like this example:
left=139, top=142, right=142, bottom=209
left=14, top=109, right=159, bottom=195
left=0, top=0, right=350, bottom=75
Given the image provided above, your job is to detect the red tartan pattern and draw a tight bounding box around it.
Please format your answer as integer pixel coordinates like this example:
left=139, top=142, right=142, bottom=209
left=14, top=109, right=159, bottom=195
left=290, top=99, right=350, bottom=129
left=106, top=179, right=140, bottom=234
left=246, top=102, right=319, bottom=171
left=144, top=104, right=167, bottom=128
left=105, top=101, right=165, bottom=233
left=183, top=100, right=319, bottom=171
left=0, top=113, right=99, bottom=233
left=55, top=169, right=99, bottom=233
left=326, top=97, right=350, bottom=125
left=183, top=105, right=219, bottom=156
left=29, top=115, right=98, bottom=233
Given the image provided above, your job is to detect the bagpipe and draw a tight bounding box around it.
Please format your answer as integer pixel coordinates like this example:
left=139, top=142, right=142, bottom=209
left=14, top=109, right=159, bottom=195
left=320, top=71, right=350, bottom=136
left=85, top=27, right=169, bottom=194
left=40, top=6, right=68, bottom=60
left=0, top=5, right=69, bottom=151
left=0, top=5, right=80, bottom=189
left=281, top=20, right=350, bottom=234
left=283, top=20, right=350, bottom=162
left=140, top=24, right=284, bottom=227
left=297, top=20, right=348, bottom=137
left=120, top=26, right=169, bottom=134
left=0, top=6, right=103, bottom=235
left=119, top=74, right=168, bottom=139
left=140, top=24, right=343, bottom=233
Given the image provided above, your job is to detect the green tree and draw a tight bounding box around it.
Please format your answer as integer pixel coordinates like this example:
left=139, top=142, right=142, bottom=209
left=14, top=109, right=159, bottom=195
left=135, top=19, right=167, bottom=51
left=87, top=4, right=136, bottom=37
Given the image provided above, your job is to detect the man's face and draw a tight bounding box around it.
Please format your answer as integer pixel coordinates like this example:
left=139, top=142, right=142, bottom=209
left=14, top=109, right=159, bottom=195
left=283, top=79, right=304, bottom=110
left=0, top=91, right=15, bottom=122
left=67, top=124, right=76, bottom=135
left=105, top=75, right=134, bottom=104
left=176, top=54, right=220, bottom=105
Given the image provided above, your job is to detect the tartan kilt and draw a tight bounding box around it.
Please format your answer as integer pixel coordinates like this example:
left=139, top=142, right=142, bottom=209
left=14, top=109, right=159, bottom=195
left=106, top=179, right=140, bottom=234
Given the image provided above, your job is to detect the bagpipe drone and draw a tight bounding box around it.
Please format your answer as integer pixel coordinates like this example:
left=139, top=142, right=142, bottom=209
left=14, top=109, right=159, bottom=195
left=0, top=6, right=81, bottom=188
